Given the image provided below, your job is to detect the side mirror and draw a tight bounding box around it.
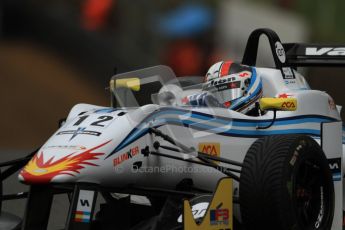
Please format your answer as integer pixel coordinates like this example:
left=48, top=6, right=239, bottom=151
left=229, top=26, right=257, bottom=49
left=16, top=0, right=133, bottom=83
left=110, top=78, right=141, bottom=92
left=259, top=98, right=297, bottom=111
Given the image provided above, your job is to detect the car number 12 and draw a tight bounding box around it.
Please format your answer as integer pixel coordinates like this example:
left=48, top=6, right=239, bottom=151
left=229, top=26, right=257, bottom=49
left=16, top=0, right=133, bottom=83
left=73, top=115, right=114, bottom=127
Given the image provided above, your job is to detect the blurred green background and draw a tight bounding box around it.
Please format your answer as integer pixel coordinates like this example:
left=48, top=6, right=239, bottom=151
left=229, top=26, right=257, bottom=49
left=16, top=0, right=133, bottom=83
left=0, top=0, right=344, bottom=149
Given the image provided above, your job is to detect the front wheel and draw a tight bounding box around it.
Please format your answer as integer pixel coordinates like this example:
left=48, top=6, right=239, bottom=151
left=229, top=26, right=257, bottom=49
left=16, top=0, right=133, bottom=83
left=240, top=134, right=334, bottom=230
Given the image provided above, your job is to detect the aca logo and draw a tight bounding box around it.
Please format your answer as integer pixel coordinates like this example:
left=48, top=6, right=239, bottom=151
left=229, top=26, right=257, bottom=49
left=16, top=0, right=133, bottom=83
left=210, top=205, right=229, bottom=226
left=281, top=101, right=296, bottom=109
left=198, top=143, right=220, bottom=157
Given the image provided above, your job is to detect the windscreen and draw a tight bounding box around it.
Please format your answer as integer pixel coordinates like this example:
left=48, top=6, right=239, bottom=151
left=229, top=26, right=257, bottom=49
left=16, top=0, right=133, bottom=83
left=110, top=66, right=205, bottom=107
left=110, top=65, right=179, bottom=107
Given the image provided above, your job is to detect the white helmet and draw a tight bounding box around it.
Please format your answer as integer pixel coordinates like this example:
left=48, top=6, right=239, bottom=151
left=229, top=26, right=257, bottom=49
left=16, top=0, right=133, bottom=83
left=203, top=61, right=263, bottom=114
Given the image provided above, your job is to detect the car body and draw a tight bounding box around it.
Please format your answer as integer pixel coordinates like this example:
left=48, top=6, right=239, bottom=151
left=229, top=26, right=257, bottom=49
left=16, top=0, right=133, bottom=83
left=18, top=64, right=342, bottom=186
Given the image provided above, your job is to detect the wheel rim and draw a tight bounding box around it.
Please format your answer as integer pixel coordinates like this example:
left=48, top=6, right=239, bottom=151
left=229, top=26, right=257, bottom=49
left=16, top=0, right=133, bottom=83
left=293, top=157, right=332, bottom=229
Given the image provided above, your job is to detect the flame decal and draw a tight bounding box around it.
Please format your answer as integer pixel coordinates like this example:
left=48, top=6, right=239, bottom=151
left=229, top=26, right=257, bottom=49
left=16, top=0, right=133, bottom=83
left=20, top=140, right=111, bottom=184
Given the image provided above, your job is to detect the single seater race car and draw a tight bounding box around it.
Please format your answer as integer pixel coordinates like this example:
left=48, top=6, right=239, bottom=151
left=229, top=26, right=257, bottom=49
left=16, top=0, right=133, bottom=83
left=0, top=28, right=344, bottom=230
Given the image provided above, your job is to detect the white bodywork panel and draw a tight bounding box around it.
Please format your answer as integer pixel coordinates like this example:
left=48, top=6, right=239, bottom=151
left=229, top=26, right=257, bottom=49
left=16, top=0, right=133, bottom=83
left=322, top=121, right=343, bottom=230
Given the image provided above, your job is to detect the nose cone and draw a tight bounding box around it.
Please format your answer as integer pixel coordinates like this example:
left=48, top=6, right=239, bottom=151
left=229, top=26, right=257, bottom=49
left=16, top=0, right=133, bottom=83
left=19, top=140, right=111, bottom=184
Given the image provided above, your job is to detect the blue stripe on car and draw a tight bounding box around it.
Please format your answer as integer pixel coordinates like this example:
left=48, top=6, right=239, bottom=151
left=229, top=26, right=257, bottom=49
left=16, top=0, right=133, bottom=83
left=106, top=107, right=338, bottom=158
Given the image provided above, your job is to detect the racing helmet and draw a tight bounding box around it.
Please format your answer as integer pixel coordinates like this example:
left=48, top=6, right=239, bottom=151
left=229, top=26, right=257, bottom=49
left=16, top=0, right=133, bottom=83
left=202, top=61, right=263, bottom=114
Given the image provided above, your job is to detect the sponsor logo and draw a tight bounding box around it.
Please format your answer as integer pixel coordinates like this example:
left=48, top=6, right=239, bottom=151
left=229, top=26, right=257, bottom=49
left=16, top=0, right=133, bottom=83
left=275, top=41, right=286, bottom=63
left=281, top=101, right=296, bottom=109
left=94, top=108, right=118, bottom=113
left=74, top=190, right=95, bottom=223
left=113, top=146, right=140, bottom=166
left=74, top=211, right=91, bottom=223
left=224, top=101, right=231, bottom=108
left=328, top=97, right=336, bottom=110
left=214, top=81, right=241, bottom=92
left=217, top=84, right=228, bottom=91
left=198, top=143, right=220, bottom=157
left=328, top=158, right=341, bottom=181
left=289, top=150, right=299, bottom=166
left=204, top=76, right=237, bottom=88
left=177, top=202, right=209, bottom=223
left=181, top=96, right=189, bottom=104
left=57, top=127, right=101, bottom=141
left=210, top=204, right=229, bottom=226
left=183, top=178, right=232, bottom=230
left=306, top=47, right=345, bottom=56
left=278, top=93, right=292, bottom=98
left=43, top=145, right=87, bottom=151
left=284, top=79, right=296, bottom=85
left=315, top=187, right=324, bottom=228
left=239, top=71, right=250, bottom=77
left=282, top=67, right=295, bottom=79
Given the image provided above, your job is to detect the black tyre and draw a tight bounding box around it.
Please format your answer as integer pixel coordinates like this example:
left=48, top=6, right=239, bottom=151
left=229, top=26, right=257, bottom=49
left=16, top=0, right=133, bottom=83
left=240, top=134, right=334, bottom=230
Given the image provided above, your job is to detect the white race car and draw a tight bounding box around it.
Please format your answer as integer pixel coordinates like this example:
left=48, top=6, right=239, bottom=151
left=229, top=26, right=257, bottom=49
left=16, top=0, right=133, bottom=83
left=1, top=28, right=344, bottom=230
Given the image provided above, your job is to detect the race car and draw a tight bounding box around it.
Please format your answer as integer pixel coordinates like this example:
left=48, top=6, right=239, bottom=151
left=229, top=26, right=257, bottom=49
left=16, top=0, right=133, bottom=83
left=0, top=28, right=344, bottom=230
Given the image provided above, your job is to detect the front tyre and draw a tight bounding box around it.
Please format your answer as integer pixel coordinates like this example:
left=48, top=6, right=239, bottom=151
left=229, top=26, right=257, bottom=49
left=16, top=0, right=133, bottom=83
left=240, top=134, right=334, bottom=230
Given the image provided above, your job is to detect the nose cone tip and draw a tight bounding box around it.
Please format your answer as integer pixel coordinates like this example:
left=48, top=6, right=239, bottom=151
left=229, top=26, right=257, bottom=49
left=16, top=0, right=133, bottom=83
left=50, top=174, right=76, bottom=183
left=19, top=169, right=77, bottom=184
left=18, top=173, right=24, bottom=182
left=19, top=161, right=78, bottom=184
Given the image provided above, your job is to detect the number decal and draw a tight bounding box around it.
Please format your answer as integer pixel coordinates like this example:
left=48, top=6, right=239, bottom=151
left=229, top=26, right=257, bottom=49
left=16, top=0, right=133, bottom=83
left=90, top=116, right=113, bottom=127
left=73, top=115, right=89, bottom=126
left=73, top=115, right=114, bottom=127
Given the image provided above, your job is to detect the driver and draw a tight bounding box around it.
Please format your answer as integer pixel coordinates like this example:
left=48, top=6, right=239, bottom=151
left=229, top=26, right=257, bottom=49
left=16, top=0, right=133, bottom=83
left=182, top=61, right=263, bottom=115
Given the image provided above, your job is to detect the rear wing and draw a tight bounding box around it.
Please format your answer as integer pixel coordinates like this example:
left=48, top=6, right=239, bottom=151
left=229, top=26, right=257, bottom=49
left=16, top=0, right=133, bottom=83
left=284, top=43, right=345, bottom=67
left=241, top=28, right=345, bottom=73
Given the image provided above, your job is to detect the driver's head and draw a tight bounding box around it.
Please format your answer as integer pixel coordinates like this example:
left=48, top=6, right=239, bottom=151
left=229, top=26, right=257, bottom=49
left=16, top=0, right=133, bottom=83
left=203, top=60, right=263, bottom=113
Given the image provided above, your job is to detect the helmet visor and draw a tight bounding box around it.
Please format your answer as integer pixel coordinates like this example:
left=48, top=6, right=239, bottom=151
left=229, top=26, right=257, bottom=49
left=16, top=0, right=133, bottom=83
left=203, top=81, right=242, bottom=103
